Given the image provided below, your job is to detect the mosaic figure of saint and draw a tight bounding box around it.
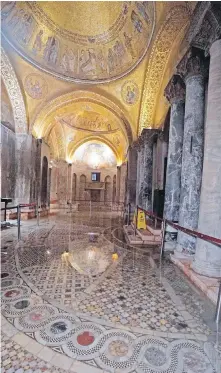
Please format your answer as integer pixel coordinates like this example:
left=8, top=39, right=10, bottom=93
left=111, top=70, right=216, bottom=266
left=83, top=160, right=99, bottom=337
left=126, top=85, right=136, bottom=104
left=79, top=49, right=96, bottom=74
left=8, top=9, right=25, bottom=29
left=123, top=32, right=136, bottom=59
left=131, top=10, right=143, bottom=33
left=97, top=50, right=106, bottom=73
left=16, top=14, right=34, bottom=44
left=32, top=30, right=43, bottom=54
left=108, top=48, right=115, bottom=73
left=135, top=2, right=150, bottom=24
left=44, top=37, right=59, bottom=65
left=113, top=40, right=125, bottom=67
left=26, top=78, right=43, bottom=99
left=1, top=1, right=16, bottom=21
left=49, top=38, right=59, bottom=65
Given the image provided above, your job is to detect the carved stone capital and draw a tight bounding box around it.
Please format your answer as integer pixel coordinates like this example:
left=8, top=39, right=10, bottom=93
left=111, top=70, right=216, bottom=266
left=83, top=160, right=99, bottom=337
left=177, top=47, right=208, bottom=81
left=164, top=75, right=185, bottom=104
left=188, top=2, right=221, bottom=54
left=141, top=129, right=160, bottom=145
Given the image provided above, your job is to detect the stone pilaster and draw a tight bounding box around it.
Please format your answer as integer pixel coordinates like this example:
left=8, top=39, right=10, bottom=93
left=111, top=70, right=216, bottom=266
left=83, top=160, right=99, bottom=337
left=176, top=49, right=206, bottom=255
left=15, top=134, right=38, bottom=205
left=192, top=39, right=221, bottom=277
left=142, top=129, right=159, bottom=211
left=164, top=75, right=185, bottom=221
left=119, top=162, right=127, bottom=204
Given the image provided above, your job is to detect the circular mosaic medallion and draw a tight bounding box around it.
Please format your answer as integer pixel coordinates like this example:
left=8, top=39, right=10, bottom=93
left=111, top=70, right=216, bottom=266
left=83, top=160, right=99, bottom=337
left=1, top=272, right=9, bottom=279
left=50, top=321, right=67, bottom=334
left=24, top=73, right=48, bottom=100
left=144, top=346, right=167, bottom=366
left=35, top=315, right=79, bottom=346
left=77, top=331, right=95, bottom=346
left=1, top=285, right=31, bottom=303
left=108, top=340, right=129, bottom=357
left=14, top=305, right=58, bottom=332
left=121, top=81, right=139, bottom=105
left=1, top=278, right=23, bottom=289
left=14, top=300, right=30, bottom=310
left=5, top=289, right=21, bottom=298
left=1, top=279, right=13, bottom=288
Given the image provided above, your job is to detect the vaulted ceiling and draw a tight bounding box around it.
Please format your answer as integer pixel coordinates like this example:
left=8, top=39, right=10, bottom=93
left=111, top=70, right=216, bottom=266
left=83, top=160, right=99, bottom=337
left=1, top=1, right=196, bottom=163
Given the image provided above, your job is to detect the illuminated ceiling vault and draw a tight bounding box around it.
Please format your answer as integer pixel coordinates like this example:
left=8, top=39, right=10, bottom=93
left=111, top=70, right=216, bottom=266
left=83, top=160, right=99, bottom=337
left=1, top=1, right=196, bottom=163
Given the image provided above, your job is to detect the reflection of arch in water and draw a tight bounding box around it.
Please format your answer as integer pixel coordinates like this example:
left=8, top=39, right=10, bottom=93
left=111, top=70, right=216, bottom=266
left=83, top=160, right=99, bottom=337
left=72, top=173, right=77, bottom=202
left=79, top=174, right=86, bottom=201
left=112, top=174, right=116, bottom=202
left=104, top=175, right=112, bottom=203
left=41, top=156, right=48, bottom=206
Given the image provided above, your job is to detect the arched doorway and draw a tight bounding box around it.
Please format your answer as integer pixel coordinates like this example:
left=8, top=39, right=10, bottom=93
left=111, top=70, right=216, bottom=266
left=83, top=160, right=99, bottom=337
left=41, top=156, right=48, bottom=206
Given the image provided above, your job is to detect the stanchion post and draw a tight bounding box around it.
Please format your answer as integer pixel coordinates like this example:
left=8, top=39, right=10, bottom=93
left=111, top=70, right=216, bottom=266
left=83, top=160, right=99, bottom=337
left=37, top=205, right=40, bottom=226
left=160, top=218, right=166, bottom=258
left=17, top=205, right=21, bottom=240
left=215, top=281, right=221, bottom=325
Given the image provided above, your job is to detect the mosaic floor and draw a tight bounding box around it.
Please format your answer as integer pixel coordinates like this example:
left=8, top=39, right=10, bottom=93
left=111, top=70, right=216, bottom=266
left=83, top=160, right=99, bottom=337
left=1, top=211, right=221, bottom=373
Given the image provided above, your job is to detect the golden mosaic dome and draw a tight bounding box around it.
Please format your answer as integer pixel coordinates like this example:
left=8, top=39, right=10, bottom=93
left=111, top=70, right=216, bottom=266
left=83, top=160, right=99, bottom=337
left=1, top=1, right=155, bottom=83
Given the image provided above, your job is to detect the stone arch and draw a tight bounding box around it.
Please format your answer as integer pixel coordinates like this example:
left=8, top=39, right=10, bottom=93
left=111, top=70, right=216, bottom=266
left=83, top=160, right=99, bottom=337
left=1, top=47, right=27, bottom=134
left=41, top=156, right=48, bottom=206
left=32, top=90, right=134, bottom=144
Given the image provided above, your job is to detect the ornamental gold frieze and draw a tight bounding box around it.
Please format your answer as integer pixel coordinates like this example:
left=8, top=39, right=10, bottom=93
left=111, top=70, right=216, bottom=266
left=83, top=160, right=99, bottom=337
left=1, top=1, right=155, bottom=83
left=138, top=4, right=192, bottom=134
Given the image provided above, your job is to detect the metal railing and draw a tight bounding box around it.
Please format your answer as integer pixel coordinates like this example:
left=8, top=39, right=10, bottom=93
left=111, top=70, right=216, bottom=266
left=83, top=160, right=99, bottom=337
left=131, top=204, right=221, bottom=324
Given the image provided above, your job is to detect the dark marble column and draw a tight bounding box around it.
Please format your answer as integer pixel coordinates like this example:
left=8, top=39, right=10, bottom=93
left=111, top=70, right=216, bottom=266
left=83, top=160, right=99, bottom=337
left=192, top=39, right=221, bottom=277
left=126, top=145, right=137, bottom=210
left=164, top=75, right=185, bottom=221
left=135, top=140, right=142, bottom=207
left=142, top=129, right=159, bottom=211
left=176, top=49, right=206, bottom=256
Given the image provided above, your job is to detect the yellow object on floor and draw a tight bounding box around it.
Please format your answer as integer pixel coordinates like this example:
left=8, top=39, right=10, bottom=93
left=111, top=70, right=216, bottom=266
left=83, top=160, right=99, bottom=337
left=133, top=209, right=146, bottom=230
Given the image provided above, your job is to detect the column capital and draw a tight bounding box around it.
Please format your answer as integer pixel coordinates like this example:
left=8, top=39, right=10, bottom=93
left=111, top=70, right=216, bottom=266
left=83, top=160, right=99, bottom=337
left=187, top=2, right=221, bottom=54
left=141, top=128, right=160, bottom=144
left=177, top=47, right=208, bottom=81
left=164, top=74, right=185, bottom=104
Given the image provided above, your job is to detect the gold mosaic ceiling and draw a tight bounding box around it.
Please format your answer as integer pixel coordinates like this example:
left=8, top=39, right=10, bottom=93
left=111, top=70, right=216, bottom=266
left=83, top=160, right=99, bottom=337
left=1, top=1, right=196, bottom=163
left=1, top=1, right=155, bottom=83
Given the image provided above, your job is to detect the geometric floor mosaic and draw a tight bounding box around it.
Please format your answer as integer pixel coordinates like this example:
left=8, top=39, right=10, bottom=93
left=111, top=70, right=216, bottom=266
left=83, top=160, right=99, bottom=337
left=1, top=211, right=220, bottom=372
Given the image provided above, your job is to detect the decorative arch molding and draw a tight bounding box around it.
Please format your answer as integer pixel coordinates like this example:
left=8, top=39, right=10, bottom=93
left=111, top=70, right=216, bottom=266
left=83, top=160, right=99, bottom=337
left=1, top=47, right=27, bottom=134
left=32, top=90, right=134, bottom=144
left=138, top=4, right=192, bottom=134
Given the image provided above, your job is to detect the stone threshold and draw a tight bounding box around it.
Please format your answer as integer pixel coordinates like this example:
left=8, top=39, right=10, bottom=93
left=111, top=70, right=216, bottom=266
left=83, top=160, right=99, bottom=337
left=170, top=254, right=220, bottom=305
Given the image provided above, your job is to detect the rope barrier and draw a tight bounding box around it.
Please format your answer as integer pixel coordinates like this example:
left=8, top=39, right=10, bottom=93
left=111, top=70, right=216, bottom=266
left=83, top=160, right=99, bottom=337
left=138, top=206, right=221, bottom=246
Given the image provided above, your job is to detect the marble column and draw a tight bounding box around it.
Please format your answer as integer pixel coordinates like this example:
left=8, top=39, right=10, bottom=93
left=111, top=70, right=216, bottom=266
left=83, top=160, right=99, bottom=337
left=119, top=162, right=127, bottom=204
left=164, top=75, right=185, bottom=221
left=135, top=141, right=142, bottom=207
left=126, top=145, right=137, bottom=210
left=142, top=129, right=159, bottom=211
left=116, top=166, right=121, bottom=203
left=163, top=75, right=185, bottom=249
left=192, top=39, right=221, bottom=277
left=176, top=50, right=206, bottom=255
